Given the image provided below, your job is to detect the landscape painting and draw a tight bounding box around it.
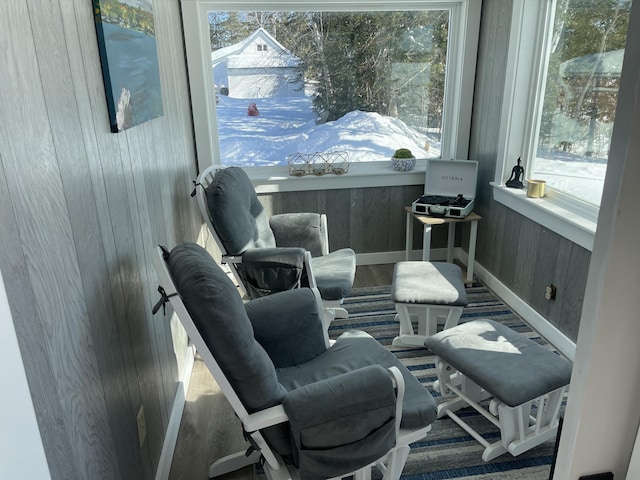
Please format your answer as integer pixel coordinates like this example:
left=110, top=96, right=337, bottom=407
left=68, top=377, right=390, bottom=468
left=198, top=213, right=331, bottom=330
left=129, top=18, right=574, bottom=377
left=93, top=0, right=163, bottom=133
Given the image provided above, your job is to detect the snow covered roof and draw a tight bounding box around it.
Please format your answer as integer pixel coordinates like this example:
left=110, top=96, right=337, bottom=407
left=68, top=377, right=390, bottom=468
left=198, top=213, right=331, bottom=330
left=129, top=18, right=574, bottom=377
left=560, top=49, right=624, bottom=78
left=211, top=28, right=301, bottom=69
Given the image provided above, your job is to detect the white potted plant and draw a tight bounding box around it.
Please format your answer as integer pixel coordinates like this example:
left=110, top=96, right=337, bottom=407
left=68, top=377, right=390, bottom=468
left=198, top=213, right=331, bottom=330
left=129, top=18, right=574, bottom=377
left=391, top=148, right=416, bottom=171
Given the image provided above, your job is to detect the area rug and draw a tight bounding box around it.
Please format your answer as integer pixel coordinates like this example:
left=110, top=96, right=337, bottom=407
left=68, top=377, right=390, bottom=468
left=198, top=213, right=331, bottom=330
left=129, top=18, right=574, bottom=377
left=329, top=284, right=559, bottom=480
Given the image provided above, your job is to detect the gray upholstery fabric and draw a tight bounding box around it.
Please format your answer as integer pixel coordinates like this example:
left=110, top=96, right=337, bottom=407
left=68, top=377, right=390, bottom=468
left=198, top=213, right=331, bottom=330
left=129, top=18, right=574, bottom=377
left=206, top=167, right=355, bottom=302
left=237, top=247, right=305, bottom=298
left=283, top=365, right=397, bottom=480
left=270, top=213, right=356, bottom=301
left=270, top=213, right=325, bottom=257
left=245, top=288, right=327, bottom=368
left=166, top=241, right=436, bottom=472
left=206, top=166, right=276, bottom=255
left=392, top=261, right=468, bottom=306
left=310, top=249, right=357, bottom=301
left=166, top=243, right=291, bottom=454
left=423, top=319, right=573, bottom=407
left=277, top=330, right=437, bottom=430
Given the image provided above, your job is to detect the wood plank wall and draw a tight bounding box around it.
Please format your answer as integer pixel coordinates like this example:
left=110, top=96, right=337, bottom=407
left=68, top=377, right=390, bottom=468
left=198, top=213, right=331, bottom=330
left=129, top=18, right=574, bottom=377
left=468, top=0, right=589, bottom=341
left=259, top=185, right=444, bottom=254
left=0, top=1, right=200, bottom=478
left=0, top=1, right=592, bottom=478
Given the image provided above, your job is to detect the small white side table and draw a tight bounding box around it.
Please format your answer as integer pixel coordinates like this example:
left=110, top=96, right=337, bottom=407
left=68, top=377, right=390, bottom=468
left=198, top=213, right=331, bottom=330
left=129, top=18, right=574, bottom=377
left=404, top=207, right=481, bottom=285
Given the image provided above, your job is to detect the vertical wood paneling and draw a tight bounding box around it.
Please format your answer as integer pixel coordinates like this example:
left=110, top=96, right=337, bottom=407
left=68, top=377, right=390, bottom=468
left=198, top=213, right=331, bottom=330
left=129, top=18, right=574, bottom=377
left=1, top=1, right=120, bottom=478
left=530, top=229, right=562, bottom=319
left=512, top=217, right=540, bottom=300
left=263, top=185, right=425, bottom=255
left=36, top=0, right=147, bottom=476
left=0, top=161, right=77, bottom=479
left=350, top=187, right=391, bottom=253
left=556, top=243, right=590, bottom=339
left=497, top=207, right=523, bottom=287
left=0, top=0, right=199, bottom=478
left=470, top=0, right=591, bottom=341
left=323, top=188, right=351, bottom=249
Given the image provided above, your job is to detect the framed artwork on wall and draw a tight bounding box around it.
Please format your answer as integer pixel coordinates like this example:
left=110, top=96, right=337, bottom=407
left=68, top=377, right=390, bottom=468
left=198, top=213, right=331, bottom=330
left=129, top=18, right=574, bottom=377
left=92, top=0, right=164, bottom=133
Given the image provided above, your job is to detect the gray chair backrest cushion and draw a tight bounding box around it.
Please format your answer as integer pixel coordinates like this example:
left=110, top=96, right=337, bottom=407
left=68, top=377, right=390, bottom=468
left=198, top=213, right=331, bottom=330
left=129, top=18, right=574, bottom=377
left=166, top=242, right=291, bottom=455
left=206, top=167, right=276, bottom=255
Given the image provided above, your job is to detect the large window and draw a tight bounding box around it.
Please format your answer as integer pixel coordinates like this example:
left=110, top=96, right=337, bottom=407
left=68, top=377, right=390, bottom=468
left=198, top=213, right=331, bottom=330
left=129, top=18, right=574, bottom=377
left=181, top=0, right=480, bottom=185
left=494, top=0, right=632, bottom=250
left=531, top=0, right=631, bottom=206
left=209, top=10, right=449, bottom=167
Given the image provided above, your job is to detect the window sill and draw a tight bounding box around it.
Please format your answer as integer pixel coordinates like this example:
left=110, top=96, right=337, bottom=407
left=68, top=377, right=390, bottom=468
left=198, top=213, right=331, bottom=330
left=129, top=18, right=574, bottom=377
left=491, top=183, right=596, bottom=251
left=247, top=160, right=427, bottom=194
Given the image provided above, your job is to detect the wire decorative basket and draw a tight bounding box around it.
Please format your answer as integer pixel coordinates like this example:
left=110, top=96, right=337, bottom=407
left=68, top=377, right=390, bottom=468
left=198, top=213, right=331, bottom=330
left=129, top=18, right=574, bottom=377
left=287, top=151, right=350, bottom=177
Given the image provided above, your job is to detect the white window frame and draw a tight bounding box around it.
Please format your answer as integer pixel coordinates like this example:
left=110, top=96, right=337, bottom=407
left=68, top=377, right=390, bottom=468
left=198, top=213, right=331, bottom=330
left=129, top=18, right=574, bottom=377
left=492, top=0, right=611, bottom=252
left=180, top=0, right=481, bottom=193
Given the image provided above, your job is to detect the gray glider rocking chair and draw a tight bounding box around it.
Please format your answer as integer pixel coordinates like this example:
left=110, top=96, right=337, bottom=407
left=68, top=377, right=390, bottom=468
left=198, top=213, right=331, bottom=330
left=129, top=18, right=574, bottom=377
left=196, top=165, right=356, bottom=323
left=153, top=242, right=436, bottom=480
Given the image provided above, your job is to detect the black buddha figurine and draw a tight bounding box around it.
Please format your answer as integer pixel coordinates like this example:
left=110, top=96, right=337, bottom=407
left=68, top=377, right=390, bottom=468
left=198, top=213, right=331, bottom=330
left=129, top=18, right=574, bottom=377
left=506, top=157, right=524, bottom=189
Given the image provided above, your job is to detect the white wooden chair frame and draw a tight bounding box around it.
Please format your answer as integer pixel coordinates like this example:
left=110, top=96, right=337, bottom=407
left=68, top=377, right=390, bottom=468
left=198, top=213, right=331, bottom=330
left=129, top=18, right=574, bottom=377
left=153, top=246, right=431, bottom=480
left=432, top=358, right=567, bottom=461
left=391, top=304, right=464, bottom=347
left=196, top=165, right=348, bottom=324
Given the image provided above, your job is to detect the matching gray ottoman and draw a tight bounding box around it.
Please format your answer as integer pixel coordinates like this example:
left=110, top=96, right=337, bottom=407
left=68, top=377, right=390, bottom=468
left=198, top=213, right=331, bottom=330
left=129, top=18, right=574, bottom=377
left=391, top=261, right=468, bottom=347
left=424, top=319, right=573, bottom=461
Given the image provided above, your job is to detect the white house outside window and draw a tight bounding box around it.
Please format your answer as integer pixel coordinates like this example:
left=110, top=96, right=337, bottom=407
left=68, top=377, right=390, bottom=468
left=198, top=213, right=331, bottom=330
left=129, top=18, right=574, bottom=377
left=181, top=1, right=480, bottom=191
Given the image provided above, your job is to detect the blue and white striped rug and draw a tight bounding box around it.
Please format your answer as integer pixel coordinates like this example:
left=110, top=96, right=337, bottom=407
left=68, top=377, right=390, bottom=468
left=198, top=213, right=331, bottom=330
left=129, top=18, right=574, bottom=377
left=330, top=284, right=557, bottom=480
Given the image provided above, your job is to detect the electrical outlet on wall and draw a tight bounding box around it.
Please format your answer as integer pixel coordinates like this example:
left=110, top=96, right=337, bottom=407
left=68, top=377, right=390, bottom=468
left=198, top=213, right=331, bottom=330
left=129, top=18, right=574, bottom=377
left=136, top=404, right=147, bottom=448
left=545, top=284, right=557, bottom=301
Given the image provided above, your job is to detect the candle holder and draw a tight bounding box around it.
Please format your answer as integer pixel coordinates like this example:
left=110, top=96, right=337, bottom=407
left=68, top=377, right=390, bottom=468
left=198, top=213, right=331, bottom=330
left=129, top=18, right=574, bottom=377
left=287, top=151, right=350, bottom=177
left=287, top=152, right=309, bottom=176
left=327, top=151, right=350, bottom=175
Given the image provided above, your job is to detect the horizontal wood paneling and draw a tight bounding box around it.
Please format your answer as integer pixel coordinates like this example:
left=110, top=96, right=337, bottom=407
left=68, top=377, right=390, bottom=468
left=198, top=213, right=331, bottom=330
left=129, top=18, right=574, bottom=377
left=0, top=0, right=200, bottom=478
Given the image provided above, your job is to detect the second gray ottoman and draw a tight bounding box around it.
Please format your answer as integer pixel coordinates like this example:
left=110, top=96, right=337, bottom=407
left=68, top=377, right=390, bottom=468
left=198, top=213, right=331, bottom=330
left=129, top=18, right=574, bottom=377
left=391, top=261, right=468, bottom=347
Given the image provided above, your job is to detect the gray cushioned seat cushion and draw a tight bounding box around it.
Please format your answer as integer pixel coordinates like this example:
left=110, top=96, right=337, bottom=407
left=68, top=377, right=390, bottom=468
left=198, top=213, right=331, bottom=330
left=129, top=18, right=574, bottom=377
left=277, top=330, right=437, bottom=429
left=392, top=261, right=468, bottom=306
left=310, top=248, right=356, bottom=300
left=423, top=319, right=573, bottom=407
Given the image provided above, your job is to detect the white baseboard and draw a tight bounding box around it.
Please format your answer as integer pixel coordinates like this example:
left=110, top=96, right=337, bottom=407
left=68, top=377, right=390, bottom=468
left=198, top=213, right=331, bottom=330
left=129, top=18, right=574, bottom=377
left=356, top=248, right=576, bottom=360
left=155, top=342, right=196, bottom=480
left=457, top=251, right=576, bottom=360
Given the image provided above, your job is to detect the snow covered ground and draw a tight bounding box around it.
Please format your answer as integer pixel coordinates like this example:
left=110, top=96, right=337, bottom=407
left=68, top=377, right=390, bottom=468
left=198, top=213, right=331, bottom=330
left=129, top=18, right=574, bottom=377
left=216, top=95, right=438, bottom=166
left=216, top=95, right=605, bottom=205
left=532, top=150, right=606, bottom=205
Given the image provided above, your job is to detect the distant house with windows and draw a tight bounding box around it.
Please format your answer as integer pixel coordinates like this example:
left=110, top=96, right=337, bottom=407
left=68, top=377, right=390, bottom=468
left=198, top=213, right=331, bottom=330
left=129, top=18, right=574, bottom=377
left=211, top=28, right=304, bottom=98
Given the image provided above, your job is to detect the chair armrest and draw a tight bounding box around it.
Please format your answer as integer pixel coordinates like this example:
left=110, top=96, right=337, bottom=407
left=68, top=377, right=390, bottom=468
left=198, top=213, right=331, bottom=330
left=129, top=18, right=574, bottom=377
left=240, top=404, right=289, bottom=432
left=270, top=213, right=327, bottom=257
left=237, top=247, right=306, bottom=298
left=245, top=288, right=328, bottom=368
left=283, top=365, right=402, bottom=478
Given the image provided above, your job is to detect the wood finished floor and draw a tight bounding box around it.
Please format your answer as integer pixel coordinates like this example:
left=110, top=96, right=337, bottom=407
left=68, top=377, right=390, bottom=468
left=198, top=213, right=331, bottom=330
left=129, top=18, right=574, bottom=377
left=168, top=264, right=393, bottom=480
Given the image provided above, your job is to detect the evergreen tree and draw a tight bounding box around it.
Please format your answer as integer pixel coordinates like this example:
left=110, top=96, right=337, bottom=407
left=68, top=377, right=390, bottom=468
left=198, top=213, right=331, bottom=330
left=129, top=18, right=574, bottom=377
left=207, top=8, right=450, bottom=131
left=539, top=0, right=631, bottom=154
